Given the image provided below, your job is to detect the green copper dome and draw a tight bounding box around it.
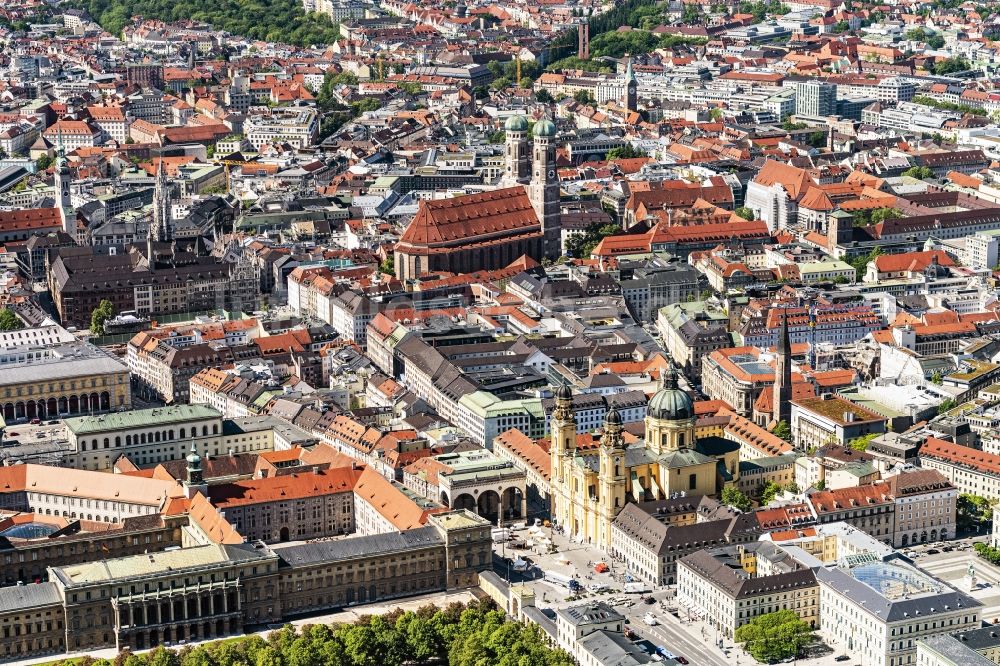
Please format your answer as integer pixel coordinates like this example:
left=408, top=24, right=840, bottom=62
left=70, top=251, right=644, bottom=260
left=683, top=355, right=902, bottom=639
left=533, top=119, right=556, bottom=137
left=505, top=115, right=529, bottom=131
left=648, top=367, right=693, bottom=420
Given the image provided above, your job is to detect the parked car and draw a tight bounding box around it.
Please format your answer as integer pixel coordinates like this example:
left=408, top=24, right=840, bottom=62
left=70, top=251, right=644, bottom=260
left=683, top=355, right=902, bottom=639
left=643, top=613, right=658, bottom=626
left=926, top=549, right=940, bottom=555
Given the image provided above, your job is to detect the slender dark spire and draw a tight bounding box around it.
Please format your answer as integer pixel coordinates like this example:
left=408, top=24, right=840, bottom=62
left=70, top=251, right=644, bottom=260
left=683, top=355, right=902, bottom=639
left=773, top=308, right=792, bottom=425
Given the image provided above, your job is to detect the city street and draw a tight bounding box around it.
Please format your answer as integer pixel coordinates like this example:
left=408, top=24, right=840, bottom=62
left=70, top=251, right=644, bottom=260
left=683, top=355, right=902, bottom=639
left=492, top=524, right=859, bottom=666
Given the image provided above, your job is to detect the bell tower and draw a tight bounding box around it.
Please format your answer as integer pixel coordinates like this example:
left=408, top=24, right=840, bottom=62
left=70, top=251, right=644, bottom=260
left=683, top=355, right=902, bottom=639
left=551, top=385, right=576, bottom=484
left=599, top=408, right=627, bottom=546
left=773, top=308, right=792, bottom=426
left=625, top=57, right=638, bottom=113
left=503, top=115, right=529, bottom=185
left=528, top=119, right=561, bottom=259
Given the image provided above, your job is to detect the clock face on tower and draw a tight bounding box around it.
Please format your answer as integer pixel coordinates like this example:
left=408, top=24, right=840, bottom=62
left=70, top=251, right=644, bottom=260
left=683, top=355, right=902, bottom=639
left=548, top=170, right=556, bottom=179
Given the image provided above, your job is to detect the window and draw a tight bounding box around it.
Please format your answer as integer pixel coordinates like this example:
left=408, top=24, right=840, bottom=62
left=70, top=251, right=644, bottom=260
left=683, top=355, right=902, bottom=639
left=689, top=474, right=697, bottom=490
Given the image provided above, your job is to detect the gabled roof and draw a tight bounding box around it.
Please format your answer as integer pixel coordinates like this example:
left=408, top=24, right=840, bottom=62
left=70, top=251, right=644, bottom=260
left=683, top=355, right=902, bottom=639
left=399, top=186, right=539, bottom=248
left=753, top=160, right=813, bottom=200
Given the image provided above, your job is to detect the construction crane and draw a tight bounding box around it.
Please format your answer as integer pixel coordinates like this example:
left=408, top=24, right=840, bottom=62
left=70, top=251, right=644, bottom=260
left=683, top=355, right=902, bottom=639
left=215, top=158, right=255, bottom=194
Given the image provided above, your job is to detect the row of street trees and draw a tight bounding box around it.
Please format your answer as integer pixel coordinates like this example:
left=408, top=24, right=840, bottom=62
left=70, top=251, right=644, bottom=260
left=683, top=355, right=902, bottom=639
left=52, top=601, right=573, bottom=666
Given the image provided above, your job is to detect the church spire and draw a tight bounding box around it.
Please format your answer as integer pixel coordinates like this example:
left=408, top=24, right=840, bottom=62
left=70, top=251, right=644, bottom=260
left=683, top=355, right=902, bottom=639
left=773, top=307, right=792, bottom=425
left=153, top=158, right=172, bottom=242
left=625, top=56, right=638, bottom=113
left=55, top=124, right=75, bottom=238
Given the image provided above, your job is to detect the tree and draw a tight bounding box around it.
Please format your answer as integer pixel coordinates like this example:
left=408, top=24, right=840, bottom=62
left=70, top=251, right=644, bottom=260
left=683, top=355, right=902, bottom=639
left=565, top=222, right=623, bottom=259
left=735, top=610, right=813, bottom=663
left=35, top=154, right=53, bottom=171
left=785, top=481, right=799, bottom=494
left=573, top=89, right=595, bottom=104
left=380, top=255, right=394, bottom=275
left=808, top=130, right=827, bottom=148
left=709, top=107, right=723, bottom=121
left=90, top=299, right=115, bottom=336
left=0, top=308, right=22, bottom=332
left=832, top=19, right=850, bottom=32
left=958, top=493, right=993, bottom=531
left=848, top=432, right=878, bottom=452
left=760, top=480, right=782, bottom=504
left=815, top=479, right=826, bottom=490
left=930, top=370, right=943, bottom=385
left=902, top=165, right=935, bottom=180
left=849, top=246, right=883, bottom=280
left=734, top=206, right=755, bottom=221
left=772, top=420, right=792, bottom=442
left=933, top=57, right=970, bottom=75
left=975, top=542, right=1000, bottom=564
left=534, top=88, right=554, bottom=103
left=606, top=144, right=647, bottom=160
left=938, top=398, right=957, bottom=415
left=870, top=207, right=903, bottom=225
left=722, top=486, right=752, bottom=512
left=73, top=0, right=342, bottom=46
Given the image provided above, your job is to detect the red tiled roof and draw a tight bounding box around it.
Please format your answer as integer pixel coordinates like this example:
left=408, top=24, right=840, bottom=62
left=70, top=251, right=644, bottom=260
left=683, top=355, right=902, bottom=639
left=0, top=208, right=62, bottom=232
left=873, top=250, right=954, bottom=273
left=208, top=467, right=364, bottom=508
left=921, top=436, right=1000, bottom=476
left=398, top=187, right=539, bottom=250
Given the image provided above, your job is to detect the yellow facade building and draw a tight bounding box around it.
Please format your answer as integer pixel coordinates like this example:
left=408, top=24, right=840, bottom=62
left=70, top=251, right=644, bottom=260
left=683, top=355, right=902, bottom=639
left=549, top=370, right=740, bottom=548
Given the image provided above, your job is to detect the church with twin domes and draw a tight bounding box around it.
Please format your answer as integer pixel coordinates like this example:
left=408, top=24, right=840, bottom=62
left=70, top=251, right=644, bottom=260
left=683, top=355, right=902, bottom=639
left=548, top=368, right=741, bottom=548
left=393, top=116, right=561, bottom=281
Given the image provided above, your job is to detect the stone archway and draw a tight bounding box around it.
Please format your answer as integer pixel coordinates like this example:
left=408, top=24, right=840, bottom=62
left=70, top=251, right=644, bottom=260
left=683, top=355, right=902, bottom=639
left=477, top=490, right=501, bottom=524
left=453, top=494, right=476, bottom=513
left=502, top=487, right=524, bottom=520
left=439, top=491, right=450, bottom=508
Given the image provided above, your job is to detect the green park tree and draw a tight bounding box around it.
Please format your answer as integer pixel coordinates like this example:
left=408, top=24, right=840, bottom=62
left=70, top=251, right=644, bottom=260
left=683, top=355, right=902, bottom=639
left=902, top=166, right=935, bottom=180
left=760, top=480, right=783, bottom=504
left=0, top=308, right=23, bottom=331
left=90, top=299, right=115, bottom=336
left=848, top=432, right=878, bottom=452
left=735, top=609, right=814, bottom=663
left=722, top=486, right=752, bottom=512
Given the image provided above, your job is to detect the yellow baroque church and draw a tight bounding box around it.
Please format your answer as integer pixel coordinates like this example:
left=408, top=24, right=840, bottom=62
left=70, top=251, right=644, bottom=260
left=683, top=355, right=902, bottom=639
left=549, top=368, right=741, bottom=548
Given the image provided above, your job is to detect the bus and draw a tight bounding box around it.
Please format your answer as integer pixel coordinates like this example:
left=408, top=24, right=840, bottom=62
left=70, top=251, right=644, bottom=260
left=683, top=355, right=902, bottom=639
left=543, top=570, right=580, bottom=591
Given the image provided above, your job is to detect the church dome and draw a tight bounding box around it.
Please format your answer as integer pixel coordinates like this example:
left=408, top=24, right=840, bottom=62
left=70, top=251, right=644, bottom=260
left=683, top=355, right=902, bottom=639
left=186, top=444, right=202, bottom=466
left=556, top=385, right=573, bottom=401
left=605, top=407, right=622, bottom=426
left=648, top=367, right=693, bottom=420
left=505, top=115, right=528, bottom=132
left=533, top=119, right=556, bottom=137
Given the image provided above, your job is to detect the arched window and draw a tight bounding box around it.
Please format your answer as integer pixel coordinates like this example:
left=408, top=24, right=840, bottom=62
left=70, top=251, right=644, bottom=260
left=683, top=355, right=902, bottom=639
left=213, top=424, right=218, bottom=435
left=180, top=428, right=186, bottom=439
left=168, top=430, right=174, bottom=440
left=140, top=433, right=146, bottom=444
left=115, top=436, right=121, bottom=447
left=103, top=438, right=109, bottom=449
left=678, top=433, right=685, bottom=448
